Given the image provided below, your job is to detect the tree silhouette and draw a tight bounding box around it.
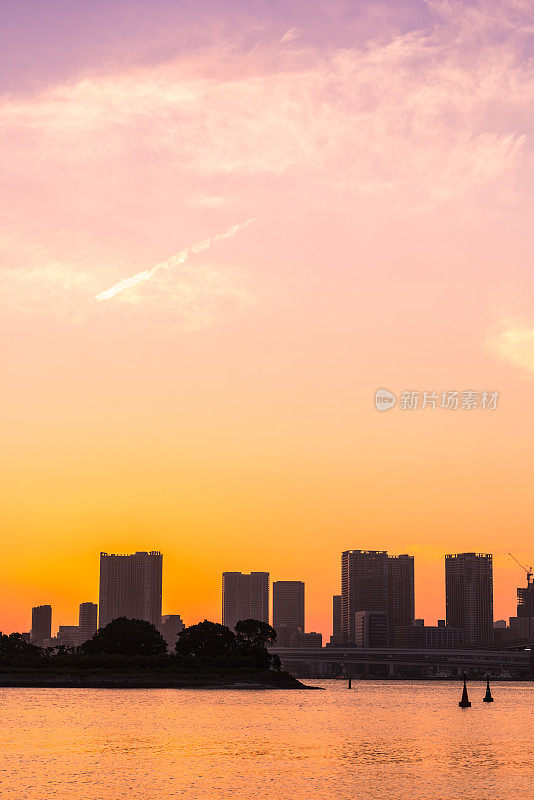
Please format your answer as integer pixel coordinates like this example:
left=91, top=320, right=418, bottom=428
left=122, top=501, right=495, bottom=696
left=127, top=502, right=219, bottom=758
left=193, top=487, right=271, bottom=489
left=79, top=617, right=167, bottom=656
left=234, top=619, right=278, bottom=670
left=235, top=619, right=277, bottom=649
left=0, top=633, right=43, bottom=665
left=175, top=620, right=237, bottom=659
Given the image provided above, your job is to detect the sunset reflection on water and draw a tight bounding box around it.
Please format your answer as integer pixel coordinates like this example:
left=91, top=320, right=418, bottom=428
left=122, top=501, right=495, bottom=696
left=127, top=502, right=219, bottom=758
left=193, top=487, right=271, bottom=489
left=1, top=681, right=532, bottom=800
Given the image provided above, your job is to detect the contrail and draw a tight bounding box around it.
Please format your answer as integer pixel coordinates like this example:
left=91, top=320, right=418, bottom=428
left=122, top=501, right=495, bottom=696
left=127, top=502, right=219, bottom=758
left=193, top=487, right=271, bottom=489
left=95, top=218, right=256, bottom=302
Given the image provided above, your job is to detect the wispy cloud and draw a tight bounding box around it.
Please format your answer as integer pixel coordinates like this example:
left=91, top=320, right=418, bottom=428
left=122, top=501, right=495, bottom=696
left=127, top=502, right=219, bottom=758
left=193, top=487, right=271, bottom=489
left=95, top=219, right=255, bottom=301
left=2, top=1, right=534, bottom=327
left=0, top=229, right=255, bottom=328
left=1, top=14, right=531, bottom=204
left=281, top=28, right=300, bottom=44
left=486, top=317, right=534, bottom=377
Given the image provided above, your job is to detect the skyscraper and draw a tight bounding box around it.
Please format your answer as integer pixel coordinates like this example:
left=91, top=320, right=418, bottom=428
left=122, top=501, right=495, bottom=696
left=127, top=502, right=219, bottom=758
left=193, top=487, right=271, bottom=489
left=99, top=551, right=162, bottom=630
left=78, top=602, right=98, bottom=644
left=341, top=550, right=388, bottom=643
left=31, top=605, right=52, bottom=646
left=387, top=554, right=415, bottom=644
left=445, top=552, right=493, bottom=647
left=222, top=572, right=269, bottom=630
left=331, top=594, right=342, bottom=645
left=272, top=581, right=305, bottom=646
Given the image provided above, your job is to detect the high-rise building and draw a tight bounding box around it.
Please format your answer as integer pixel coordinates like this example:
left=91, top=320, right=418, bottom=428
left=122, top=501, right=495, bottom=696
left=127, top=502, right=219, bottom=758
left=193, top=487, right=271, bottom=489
left=161, top=614, right=185, bottom=651
left=387, top=554, right=414, bottom=644
left=272, top=581, right=304, bottom=646
left=341, top=551, right=388, bottom=643
left=331, top=595, right=342, bottom=645
left=99, top=551, right=162, bottom=630
left=78, top=602, right=98, bottom=644
left=31, top=605, right=52, bottom=646
left=222, top=572, right=269, bottom=630
left=445, top=553, right=493, bottom=647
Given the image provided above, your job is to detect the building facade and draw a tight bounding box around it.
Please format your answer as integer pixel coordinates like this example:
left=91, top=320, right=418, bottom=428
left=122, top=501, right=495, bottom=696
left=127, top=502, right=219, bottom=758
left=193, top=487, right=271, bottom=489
left=341, top=550, right=388, bottom=643
left=272, top=581, right=305, bottom=646
left=78, top=602, right=98, bottom=645
left=222, top=572, right=269, bottom=630
left=354, top=611, right=388, bottom=647
left=289, top=631, right=322, bottom=648
left=160, top=614, right=185, bottom=651
left=31, top=605, right=52, bottom=646
left=99, top=551, right=163, bottom=630
left=517, top=581, right=534, bottom=617
left=394, top=622, right=464, bottom=649
left=387, top=554, right=415, bottom=644
left=445, top=552, right=493, bottom=647
left=57, top=625, right=79, bottom=647
left=331, top=594, right=342, bottom=645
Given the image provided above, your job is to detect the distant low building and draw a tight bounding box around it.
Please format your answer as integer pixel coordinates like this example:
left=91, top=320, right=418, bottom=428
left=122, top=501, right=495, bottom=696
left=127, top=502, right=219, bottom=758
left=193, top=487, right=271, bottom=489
left=422, top=622, right=463, bottom=649
left=57, top=626, right=79, bottom=647
left=289, top=631, right=322, bottom=648
left=394, top=625, right=424, bottom=648
left=354, top=611, right=387, bottom=647
left=276, top=625, right=301, bottom=648
left=492, top=623, right=510, bottom=646
left=160, top=614, right=185, bottom=650
left=508, top=615, right=534, bottom=643
left=395, top=621, right=463, bottom=649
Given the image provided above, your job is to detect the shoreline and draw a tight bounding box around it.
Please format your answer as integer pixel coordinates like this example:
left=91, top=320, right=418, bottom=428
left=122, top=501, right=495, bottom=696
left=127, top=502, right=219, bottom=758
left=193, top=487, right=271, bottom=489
left=0, top=671, right=313, bottom=690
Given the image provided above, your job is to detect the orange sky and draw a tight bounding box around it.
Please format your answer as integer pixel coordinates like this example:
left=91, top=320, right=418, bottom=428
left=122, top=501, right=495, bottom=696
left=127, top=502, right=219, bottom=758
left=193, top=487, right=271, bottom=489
left=1, top=0, right=534, bottom=638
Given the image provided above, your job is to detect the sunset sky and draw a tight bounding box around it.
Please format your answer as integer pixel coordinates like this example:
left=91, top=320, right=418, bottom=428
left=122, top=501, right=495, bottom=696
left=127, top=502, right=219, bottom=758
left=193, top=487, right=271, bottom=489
left=2, top=0, right=534, bottom=638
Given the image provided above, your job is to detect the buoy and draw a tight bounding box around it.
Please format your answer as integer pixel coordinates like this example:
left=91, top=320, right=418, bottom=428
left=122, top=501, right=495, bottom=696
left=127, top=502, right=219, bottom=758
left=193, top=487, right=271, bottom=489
left=483, top=674, right=494, bottom=703
left=459, top=673, right=471, bottom=707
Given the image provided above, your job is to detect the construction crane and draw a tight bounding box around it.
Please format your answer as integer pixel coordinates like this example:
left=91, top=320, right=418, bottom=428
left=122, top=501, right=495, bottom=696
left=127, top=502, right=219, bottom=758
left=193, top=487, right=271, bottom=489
left=508, top=552, right=533, bottom=585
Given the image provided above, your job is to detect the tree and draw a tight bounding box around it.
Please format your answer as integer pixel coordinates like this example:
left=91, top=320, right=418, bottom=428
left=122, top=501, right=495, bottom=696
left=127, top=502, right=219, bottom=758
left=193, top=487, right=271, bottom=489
left=234, top=619, right=278, bottom=670
left=235, top=619, right=277, bottom=649
left=175, top=621, right=237, bottom=659
left=0, top=633, right=43, bottom=665
left=79, top=617, right=167, bottom=657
